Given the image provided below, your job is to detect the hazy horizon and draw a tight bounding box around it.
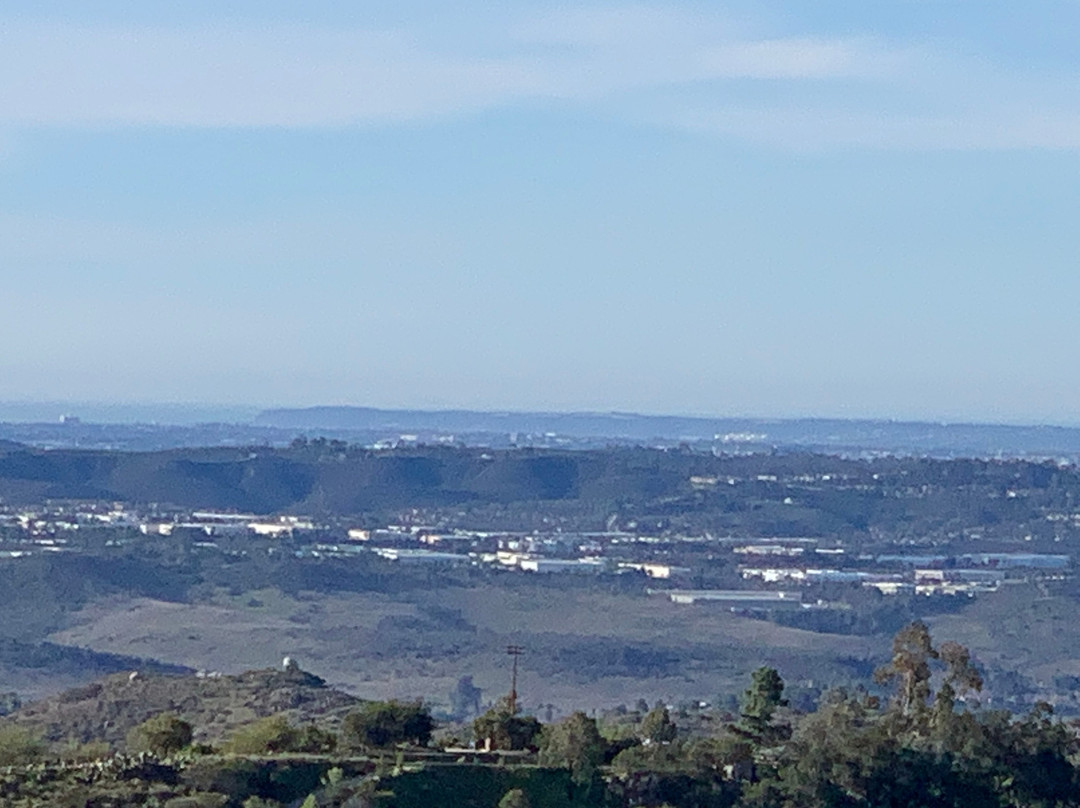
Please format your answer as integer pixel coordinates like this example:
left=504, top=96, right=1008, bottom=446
left=5, top=398, right=1080, bottom=431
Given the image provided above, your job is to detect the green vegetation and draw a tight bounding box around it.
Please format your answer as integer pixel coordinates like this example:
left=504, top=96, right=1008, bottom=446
left=639, top=706, right=677, bottom=744
left=221, top=715, right=337, bottom=756
left=371, top=765, right=594, bottom=808
left=341, top=701, right=435, bottom=750
left=473, top=697, right=543, bottom=751
left=0, top=723, right=43, bottom=765
left=499, top=788, right=532, bottom=808
left=737, top=667, right=788, bottom=745
left=2, top=625, right=1079, bottom=806
left=538, top=712, right=606, bottom=785
left=126, top=713, right=194, bottom=755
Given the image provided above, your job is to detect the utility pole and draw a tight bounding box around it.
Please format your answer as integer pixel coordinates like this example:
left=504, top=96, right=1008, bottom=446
left=506, top=645, right=524, bottom=714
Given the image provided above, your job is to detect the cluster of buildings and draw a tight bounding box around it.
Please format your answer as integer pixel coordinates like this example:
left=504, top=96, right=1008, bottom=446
left=329, top=525, right=694, bottom=578
left=140, top=512, right=317, bottom=538
left=1, top=503, right=1073, bottom=615
left=327, top=527, right=1074, bottom=606
left=734, top=541, right=1070, bottom=598
left=0, top=503, right=137, bottom=557
left=0, top=503, right=320, bottom=555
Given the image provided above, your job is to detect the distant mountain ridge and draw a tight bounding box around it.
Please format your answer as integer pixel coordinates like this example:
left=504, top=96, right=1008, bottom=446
left=6, top=403, right=1080, bottom=458
left=1, top=442, right=1073, bottom=534
left=255, top=406, right=1080, bottom=458
left=255, top=406, right=730, bottom=439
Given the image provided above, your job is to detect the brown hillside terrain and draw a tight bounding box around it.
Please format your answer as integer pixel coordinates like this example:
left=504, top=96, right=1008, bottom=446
left=45, top=585, right=880, bottom=715
left=5, top=667, right=357, bottom=747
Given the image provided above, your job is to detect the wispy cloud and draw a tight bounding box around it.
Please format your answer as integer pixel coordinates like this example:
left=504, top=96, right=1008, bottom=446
left=664, top=104, right=1080, bottom=151
left=514, top=5, right=904, bottom=83
left=0, top=24, right=543, bottom=127
left=1, top=5, right=1078, bottom=149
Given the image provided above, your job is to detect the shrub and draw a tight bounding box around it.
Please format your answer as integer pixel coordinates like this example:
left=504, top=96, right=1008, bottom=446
left=640, top=706, right=677, bottom=744
left=0, top=723, right=44, bottom=766
left=223, top=715, right=337, bottom=755
left=537, top=712, right=606, bottom=784
left=127, top=713, right=194, bottom=756
left=184, top=757, right=328, bottom=804
left=473, top=702, right=542, bottom=751
left=342, top=701, right=434, bottom=749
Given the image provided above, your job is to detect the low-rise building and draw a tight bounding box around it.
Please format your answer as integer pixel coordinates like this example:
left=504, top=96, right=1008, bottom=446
left=373, top=548, right=471, bottom=565
left=519, top=558, right=607, bottom=574
left=620, top=562, right=692, bottom=579
left=661, top=589, right=801, bottom=605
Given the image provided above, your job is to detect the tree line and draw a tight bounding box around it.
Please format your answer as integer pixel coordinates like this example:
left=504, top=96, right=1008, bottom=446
left=3, top=622, right=1080, bottom=806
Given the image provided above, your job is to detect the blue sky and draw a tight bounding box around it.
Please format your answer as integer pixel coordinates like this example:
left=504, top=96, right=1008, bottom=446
left=2, top=2, right=1079, bottom=423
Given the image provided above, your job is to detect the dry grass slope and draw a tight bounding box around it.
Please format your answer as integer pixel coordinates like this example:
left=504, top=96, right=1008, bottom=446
left=4, top=668, right=358, bottom=748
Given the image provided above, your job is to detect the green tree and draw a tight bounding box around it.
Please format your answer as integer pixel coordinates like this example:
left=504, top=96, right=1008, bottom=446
left=222, top=715, right=336, bottom=755
left=639, top=705, right=677, bottom=744
left=873, top=621, right=987, bottom=748
left=610, top=741, right=689, bottom=776
left=473, top=696, right=542, bottom=751
left=933, top=639, right=984, bottom=732
left=342, top=700, right=434, bottom=749
left=126, top=712, right=193, bottom=756
left=760, top=626, right=1075, bottom=808
left=772, top=687, right=888, bottom=806
left=538, top=711, right=606, bottom=785
left=686, top=733, right=755, bottom=780
left=497, top=787, right=532, bottom=808
left=739, top=666, right=788, bottom=742
left=874, top=620, right=938, bottom=718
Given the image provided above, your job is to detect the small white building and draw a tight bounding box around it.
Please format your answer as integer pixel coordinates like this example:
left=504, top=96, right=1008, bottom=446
left=519, top=558, right=606, bottom=574
left=620, top=562, right=692, bottom=579
left=373, top=548, right=470, bottom=565
left=663, top=589, right=800, bottom=605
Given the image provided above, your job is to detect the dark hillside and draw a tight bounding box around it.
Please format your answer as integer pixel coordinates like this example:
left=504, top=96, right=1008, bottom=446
left=0, top=554, right=199, bottom=641
left=0, top=446, right=604, bottom=512
left=0, top=640, right=190, bottom=681
left=465, top=453, right=582, bottom=501
left=0, top=444, right=1078, bottom=543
